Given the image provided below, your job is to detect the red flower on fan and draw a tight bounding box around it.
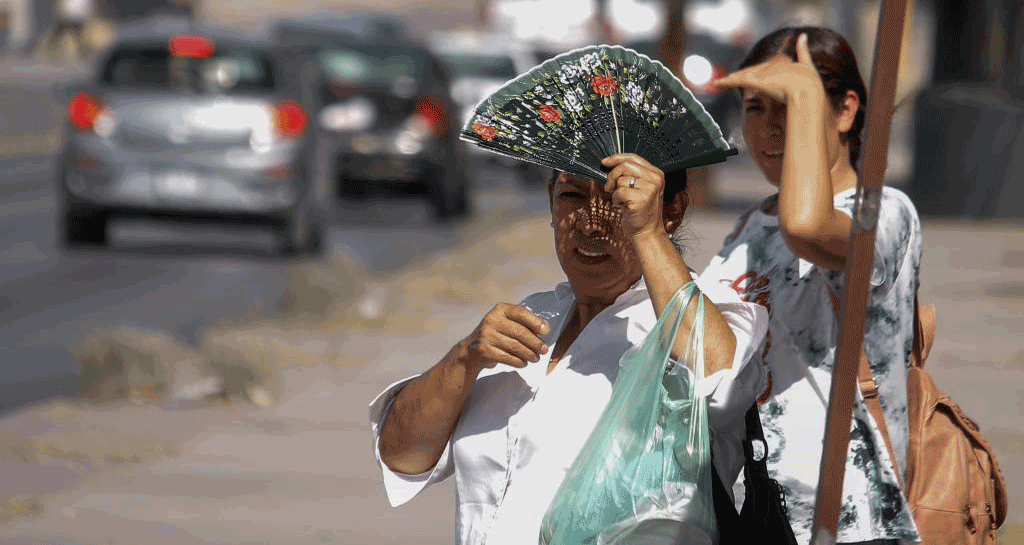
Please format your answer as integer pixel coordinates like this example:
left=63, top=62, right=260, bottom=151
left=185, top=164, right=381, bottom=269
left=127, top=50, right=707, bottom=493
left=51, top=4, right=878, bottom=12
left=472, top=121, right=498, bottom=140
left=591, top=74, right=619, bottom=96
left=539, top=104, right=561, bottom=123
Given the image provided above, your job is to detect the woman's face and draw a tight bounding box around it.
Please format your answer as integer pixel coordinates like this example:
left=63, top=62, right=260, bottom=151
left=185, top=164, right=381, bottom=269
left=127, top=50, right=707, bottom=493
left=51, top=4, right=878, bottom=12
left=740, top=62, right=858, bottom=186
left=741, top=88, right=788, bottom=187
left=549, top=173, right=643, bottom=301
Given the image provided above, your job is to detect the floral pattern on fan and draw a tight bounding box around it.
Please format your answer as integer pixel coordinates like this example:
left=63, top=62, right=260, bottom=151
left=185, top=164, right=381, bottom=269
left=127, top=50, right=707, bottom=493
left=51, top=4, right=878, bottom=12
left=461, top=45, right=737, bottom=181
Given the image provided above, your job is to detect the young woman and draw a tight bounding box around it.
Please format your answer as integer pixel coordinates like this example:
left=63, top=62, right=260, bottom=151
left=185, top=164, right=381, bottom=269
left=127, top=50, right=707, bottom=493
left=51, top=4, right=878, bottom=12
left=705, top=27, right=923, bottom=544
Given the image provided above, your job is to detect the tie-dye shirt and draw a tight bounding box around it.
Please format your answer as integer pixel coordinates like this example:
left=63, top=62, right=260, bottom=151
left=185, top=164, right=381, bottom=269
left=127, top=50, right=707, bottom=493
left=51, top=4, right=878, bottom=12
left=701, top=187, right=922, bottom=544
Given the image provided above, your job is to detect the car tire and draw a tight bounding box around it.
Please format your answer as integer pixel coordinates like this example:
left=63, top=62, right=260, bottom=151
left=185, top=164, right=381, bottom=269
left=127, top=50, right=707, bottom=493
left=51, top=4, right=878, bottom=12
left=430, top=169, right=470, bottom=222
left=275, top=201, right=314, bottom=258
left=304, top=221, right=324, bottom=257
left=276, top=234, right=302, bottom=258
left=61, top=206, right=109, bottom=248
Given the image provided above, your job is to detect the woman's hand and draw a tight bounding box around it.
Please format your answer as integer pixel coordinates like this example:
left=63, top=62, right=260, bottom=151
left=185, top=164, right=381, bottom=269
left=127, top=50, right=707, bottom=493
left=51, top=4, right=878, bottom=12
left=457, top=303, right=550, bottom=375
left=715, top=33, right=823, bottom=103
left=600, top=153, right=667, bottom=241
left=601, top=155, right=741, bottom=379
left=381, top=303, right=548, bottom=474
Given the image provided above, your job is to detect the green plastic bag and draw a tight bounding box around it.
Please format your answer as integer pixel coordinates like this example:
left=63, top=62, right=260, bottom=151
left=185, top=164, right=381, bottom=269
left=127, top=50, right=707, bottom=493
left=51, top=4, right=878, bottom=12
left=539, top=281, right=717, bottom=545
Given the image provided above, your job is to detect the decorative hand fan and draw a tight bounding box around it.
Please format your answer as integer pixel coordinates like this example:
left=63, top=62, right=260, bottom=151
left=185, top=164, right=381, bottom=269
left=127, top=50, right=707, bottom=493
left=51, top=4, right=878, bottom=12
left=460, top=45, right=738, bottom=181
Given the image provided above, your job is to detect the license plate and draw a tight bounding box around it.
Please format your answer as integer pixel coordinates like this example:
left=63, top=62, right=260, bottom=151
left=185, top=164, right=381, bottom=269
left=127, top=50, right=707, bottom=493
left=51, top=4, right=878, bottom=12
left=159, top=172, right=200, bottom=196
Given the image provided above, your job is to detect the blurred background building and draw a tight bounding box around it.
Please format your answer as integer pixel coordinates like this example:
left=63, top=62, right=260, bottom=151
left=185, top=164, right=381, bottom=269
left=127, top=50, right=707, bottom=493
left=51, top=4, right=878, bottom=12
left=908, top=0, right=1024, bottom=218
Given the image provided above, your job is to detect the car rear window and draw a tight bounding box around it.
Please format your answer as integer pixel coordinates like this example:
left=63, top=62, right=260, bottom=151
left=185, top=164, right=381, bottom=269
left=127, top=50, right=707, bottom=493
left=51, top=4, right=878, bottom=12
left=317, top=44, right=425, bottom=86
left=439, top=52, right=519, bottom=80
left=99, top=44, right=279, bottom=93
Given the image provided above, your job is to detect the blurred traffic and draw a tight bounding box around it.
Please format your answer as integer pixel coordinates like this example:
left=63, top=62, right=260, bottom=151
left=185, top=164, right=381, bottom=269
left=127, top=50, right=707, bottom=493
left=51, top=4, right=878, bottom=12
left=274, top=12, right=471, bottom=221
left=17, top=0, right=1001, bottom=257
left=57, top=17, right=326, bottom=256
left=26, top=0, right=791, bottom=255
left=1, top=0, right=800, bottom=414
left=0, top=0, right=1017, bottom=266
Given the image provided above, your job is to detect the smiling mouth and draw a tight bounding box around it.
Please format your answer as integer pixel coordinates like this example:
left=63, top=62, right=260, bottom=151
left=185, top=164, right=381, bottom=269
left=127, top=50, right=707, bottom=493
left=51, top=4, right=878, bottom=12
left=575, top=248, right=609, bottom=259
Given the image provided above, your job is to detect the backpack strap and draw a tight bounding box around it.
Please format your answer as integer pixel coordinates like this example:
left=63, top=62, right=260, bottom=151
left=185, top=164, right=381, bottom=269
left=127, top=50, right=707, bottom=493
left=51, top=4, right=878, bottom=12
left=914, top=292, right=938, bottom=366
left=825, top=282, right=905, bottom=488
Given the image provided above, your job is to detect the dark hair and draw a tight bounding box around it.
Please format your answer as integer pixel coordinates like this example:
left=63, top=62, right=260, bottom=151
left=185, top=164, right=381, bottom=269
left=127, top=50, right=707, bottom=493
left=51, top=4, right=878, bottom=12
left=547, top=168, right=688, bottom=204
left=738, top=26, right=867, bottom=170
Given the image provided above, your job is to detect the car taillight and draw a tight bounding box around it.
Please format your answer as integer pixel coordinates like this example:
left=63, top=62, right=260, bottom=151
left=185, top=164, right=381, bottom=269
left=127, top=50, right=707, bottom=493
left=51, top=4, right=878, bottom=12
left=169, top=34, right=215, bottom=58
left=274, top=101, right=307, bottom=138
left=413, top=96, right=449, bottom=137
left=68, top=92, right=103, bottom=130
left=707, top=66, right=727, bottom=92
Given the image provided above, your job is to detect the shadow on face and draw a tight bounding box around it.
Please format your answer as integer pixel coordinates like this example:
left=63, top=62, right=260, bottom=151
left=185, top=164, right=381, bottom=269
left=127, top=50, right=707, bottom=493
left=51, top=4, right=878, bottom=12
left=548, top=173, right=642, bottom=302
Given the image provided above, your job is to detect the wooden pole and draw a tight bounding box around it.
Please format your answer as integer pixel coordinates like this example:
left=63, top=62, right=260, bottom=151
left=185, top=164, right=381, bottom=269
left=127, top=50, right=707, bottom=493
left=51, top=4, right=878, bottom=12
left=809, top=0, right=911, bottom=543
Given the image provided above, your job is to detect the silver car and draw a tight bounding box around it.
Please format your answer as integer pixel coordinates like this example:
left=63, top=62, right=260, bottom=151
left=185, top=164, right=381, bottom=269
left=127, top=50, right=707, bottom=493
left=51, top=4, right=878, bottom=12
left=56, top=20, right=326, bottom=256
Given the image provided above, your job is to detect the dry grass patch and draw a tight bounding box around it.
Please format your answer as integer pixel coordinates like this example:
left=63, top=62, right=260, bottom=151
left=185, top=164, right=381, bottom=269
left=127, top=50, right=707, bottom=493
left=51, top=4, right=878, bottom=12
left=0, top=429, right=179, bottom=468
left=73, top=326, right=197, bottom=404
left=68, top=210, right=564, bottom=399
left=311, top=212, right=565, bottom=340
left=71, top=324, right=308, bottom=408
left=280, top=210, right=565, bottom=339
left=393, top=211, right=561, bottom=308
left=277, top=247, right=370, bottom=319
left=272, top=209, right=562, bottom=339
left=0, top=495, right=44, bottom=525
left=198, top=326, right=292, bottom=407
left=70, top=314, right=345, bottom=409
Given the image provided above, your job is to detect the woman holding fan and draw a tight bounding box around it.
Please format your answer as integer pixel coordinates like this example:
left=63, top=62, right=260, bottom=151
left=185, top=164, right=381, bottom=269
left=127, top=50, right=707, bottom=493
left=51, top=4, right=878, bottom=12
left=705, top=27, right=923, bottom=544
left=367, top=46, right=769, bottom=545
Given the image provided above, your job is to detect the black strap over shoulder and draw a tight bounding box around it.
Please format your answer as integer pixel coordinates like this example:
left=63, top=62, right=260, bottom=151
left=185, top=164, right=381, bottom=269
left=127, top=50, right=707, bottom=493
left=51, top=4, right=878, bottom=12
left=711, top=405, right=798, bottom=545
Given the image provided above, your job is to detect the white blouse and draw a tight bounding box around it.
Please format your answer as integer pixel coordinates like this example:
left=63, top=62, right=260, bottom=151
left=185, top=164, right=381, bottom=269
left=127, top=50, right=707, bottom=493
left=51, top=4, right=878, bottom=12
left=369, top=276, right=769, bottom=545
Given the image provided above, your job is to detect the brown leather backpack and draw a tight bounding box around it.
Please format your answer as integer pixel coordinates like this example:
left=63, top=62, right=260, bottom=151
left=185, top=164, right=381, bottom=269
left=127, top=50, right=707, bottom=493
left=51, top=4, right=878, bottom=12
left=830, top=289, right=1009, bottom=543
